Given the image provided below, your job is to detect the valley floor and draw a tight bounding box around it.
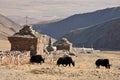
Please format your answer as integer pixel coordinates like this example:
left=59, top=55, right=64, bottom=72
left=0, top=51, right=120, bottom=80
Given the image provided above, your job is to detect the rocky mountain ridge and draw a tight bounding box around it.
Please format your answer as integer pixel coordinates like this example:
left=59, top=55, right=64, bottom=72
left=33, top=7, right=120, bottom=39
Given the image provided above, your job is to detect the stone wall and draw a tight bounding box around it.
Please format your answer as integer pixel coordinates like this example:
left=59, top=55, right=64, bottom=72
left=0, top=51, right=30, bottom=65
left=36, top=38, right=46, bottom=55
left=56, top=38, right=72, bottom=51
left=56, top=44, right=71, bottom=51
left=8, top=37, right=37, bottom=56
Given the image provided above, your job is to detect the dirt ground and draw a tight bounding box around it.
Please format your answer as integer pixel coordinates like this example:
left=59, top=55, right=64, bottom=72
left=0, top=40, right=120, bottom=80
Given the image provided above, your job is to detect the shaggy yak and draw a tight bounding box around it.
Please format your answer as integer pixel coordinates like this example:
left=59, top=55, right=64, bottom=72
left=30, top=55, right=45, bottom=64
left=95, top=59, right=111, bottom=69
left=57, top=56, right=75, bottom=67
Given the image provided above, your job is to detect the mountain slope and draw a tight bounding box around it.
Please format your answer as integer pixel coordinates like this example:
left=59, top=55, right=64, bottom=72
left=33, top=7, right=120, bottom=39
left=63, top=18, right=120, bottom=50
left=0, top=14, right=22, bottom=40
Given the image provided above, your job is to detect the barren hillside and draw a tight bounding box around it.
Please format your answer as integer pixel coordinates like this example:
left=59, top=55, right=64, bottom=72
left=33, top=7, right=120, bottom=39
left=0, top=40, right=10, bottom=51
left=0, top=14, right=21, bottom=40
left=63, top=18, right=120, bottom=50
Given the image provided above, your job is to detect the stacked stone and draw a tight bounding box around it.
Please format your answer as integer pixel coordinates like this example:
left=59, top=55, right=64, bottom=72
left=56, top=38, right=72, bottom=51
left=0, top=51, right=30, bottom=65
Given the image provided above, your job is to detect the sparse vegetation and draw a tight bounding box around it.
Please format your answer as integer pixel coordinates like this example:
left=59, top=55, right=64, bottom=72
left=0, top=51, right=120, bottom=80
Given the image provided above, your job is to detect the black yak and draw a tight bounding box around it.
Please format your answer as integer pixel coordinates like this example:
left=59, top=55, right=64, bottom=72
left=95, top=59, right=111, bottom=69
left=57, top=56, right=75, bottom=67
left=30, top=55, right=45, bottom=64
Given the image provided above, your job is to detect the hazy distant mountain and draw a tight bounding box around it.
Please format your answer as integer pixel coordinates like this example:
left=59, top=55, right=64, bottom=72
left=33, top=7, right=120, bottom=39
left=0, top=14, right=22, bottom=40
left=63, top=18, right=120, bottom=50
left=8, top=16, right=43, bottom=25
left=36, top=19, right=63, bottom=25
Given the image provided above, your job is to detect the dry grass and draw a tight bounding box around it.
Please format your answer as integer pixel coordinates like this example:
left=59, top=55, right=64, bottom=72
left=0, top=40, right=120, bottom=80
left=0, top=51, right=120, bottom=80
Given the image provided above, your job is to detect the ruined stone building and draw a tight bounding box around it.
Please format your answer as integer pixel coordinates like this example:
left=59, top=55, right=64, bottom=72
left=8, top=25, right=46, bottom=56
left=55, top=38, right=72, bottom=51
